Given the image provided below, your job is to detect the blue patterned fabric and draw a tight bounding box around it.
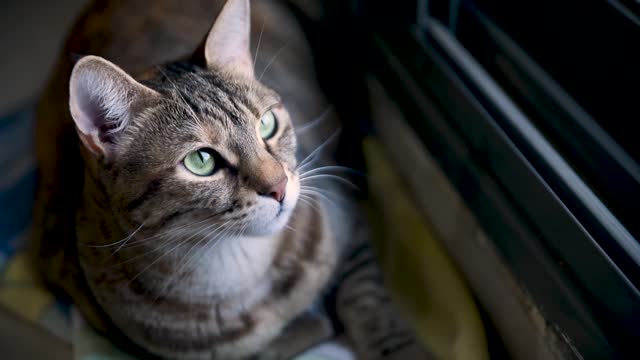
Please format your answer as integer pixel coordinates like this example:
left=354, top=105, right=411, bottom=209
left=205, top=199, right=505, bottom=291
left=0, top=106, right=37, bottom=270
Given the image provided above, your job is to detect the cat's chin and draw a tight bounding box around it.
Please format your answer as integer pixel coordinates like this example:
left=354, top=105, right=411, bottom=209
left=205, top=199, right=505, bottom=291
left=244, top=203, right=295, bottom=237
left=243, top=172, right=300, bottom=237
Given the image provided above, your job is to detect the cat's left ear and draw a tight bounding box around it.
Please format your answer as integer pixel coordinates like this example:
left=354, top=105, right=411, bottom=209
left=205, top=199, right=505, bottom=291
left=69, top=55, right=160, bottom=159
left=204, top=0, right=254, bottom=78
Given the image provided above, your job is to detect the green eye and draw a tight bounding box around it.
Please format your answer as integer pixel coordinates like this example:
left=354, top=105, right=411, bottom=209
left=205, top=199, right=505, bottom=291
left=184, top=149, right=216, bottom=176
left=259, top=110, right=278, bottom=139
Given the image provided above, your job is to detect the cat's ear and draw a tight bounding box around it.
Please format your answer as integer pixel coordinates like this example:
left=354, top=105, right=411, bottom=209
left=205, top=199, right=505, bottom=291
left=204, top=0, right=253, bottom=78
left=69, top=55, right=159, bottom=159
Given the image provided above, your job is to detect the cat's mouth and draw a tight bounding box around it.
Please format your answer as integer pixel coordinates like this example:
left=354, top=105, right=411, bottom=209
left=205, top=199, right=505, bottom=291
left=274, top=198, right=295, bottom=223
left=244, top=175, right=299, bottom=236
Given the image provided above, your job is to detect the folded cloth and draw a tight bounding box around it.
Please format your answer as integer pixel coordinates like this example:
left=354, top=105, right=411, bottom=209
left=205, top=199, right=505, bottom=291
left=363, top=136, right=489, bottom=360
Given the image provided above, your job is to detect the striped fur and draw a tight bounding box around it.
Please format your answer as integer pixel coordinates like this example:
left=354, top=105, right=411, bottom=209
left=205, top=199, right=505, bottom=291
left=33, top=0, right=343, bottom=358
left=332, top=235, right=434, bottom=360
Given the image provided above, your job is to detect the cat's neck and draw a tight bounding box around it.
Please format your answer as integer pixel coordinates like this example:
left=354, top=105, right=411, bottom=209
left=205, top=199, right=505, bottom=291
left=152, top=233, right=281, bottom=302
left=78, top=208, right=283, bottom=303
left=75, top=184, right=337, bottom=358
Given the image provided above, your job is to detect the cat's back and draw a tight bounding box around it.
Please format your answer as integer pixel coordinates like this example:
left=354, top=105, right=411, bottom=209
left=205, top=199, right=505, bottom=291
left=65, top=0, right=216, bottom=72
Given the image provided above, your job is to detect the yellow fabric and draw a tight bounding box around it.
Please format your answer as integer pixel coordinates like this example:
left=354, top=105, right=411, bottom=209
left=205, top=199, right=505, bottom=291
left=0, top=252, right=54, bottom=321
left=363, top=137, right=489, bottom=360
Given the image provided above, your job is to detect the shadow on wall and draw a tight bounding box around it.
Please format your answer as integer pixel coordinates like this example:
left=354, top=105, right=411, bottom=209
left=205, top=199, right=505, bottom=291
left=0, top=0, right=90, bottom=116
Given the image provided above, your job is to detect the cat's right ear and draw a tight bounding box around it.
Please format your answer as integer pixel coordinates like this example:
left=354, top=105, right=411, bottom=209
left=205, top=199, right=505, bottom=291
left=203, top=0, right=253, bottom=78
left=69, top=56, right=159, bottom=159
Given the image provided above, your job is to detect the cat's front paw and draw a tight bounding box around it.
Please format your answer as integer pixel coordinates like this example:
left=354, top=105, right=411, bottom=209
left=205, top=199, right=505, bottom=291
left=252, top=312, right=333, bottom=360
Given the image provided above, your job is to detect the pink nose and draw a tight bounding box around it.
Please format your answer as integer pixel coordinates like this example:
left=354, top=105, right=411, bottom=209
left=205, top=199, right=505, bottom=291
left=267, top=178, right=287, bottom=202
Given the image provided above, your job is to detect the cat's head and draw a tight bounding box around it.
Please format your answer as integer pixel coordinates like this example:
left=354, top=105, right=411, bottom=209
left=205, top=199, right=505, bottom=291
left=68, top=0, right=299, bottom=238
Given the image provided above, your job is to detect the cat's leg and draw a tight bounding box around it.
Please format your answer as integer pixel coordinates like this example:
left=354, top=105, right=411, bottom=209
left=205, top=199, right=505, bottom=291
left=333, top=227, right=434, bottom=360
left=252, top=311, right=333, bottom=360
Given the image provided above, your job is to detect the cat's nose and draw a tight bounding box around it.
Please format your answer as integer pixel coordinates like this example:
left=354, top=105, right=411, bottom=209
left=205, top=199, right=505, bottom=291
left=265, top=177, right=287, bottom=202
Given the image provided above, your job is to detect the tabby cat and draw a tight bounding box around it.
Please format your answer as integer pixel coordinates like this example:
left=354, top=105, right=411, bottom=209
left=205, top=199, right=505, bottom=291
left=33, top=0, right=353, bottom=358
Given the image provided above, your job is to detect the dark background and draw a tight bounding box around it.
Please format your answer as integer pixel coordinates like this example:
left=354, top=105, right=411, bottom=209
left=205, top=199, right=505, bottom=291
left=0, top=0, right=89, bottom=116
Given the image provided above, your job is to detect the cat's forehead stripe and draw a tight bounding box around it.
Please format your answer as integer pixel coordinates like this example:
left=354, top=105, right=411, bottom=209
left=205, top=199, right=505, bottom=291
left=149, top=65, right=263, bottom=126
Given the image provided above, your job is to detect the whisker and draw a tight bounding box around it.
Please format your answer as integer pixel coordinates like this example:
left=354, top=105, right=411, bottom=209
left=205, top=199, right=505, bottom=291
left=299, top=165, right=366, bottom=179
left=124, top=223, right=187, bottom=248
left=301, top=185, right=350, bottom=202
left=248, top=21, right=266, bottom=96
left=151, top=220, right=235, bottom=302
left=300, top=189, right=340, bottom=209
left=294, top=106, right=333, bottom=135
left=97, top=226, right=194, bottom=267
left=110, top=219, right=219, bottom=269
left=258, top=44, right=286, bottom=81
left=128, top=214, right=225, bottom=248
left=129, top=217, right=229, bottom=276
left=156, top=66, right=201, bottom=127
left=228, top=225, right=247, bottom=275
left=201, top=220, right=240, bottom=261
left=300, top=174, right=360, bottom=191
left=169, top=219, right=233, bottom=278
left=110, top=214, right=218, bottom=251
left=185, top=220, right=233, bottom=266
left=237, top=223, right=252, bottom=269
left=83, top=222, right=145, bottom=249
left=103, top=236, right=178, bottom=268
left=253, top=22, right=265, bottom=67
left=296, top=128, right=341, bottom=171
left=125, top=220, right=222, bottom=285
left=110, top=222, right=146, bottom=256
left=170, top=221, right=244, bottom=302
left=298, top=194, right=322, bottom=211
